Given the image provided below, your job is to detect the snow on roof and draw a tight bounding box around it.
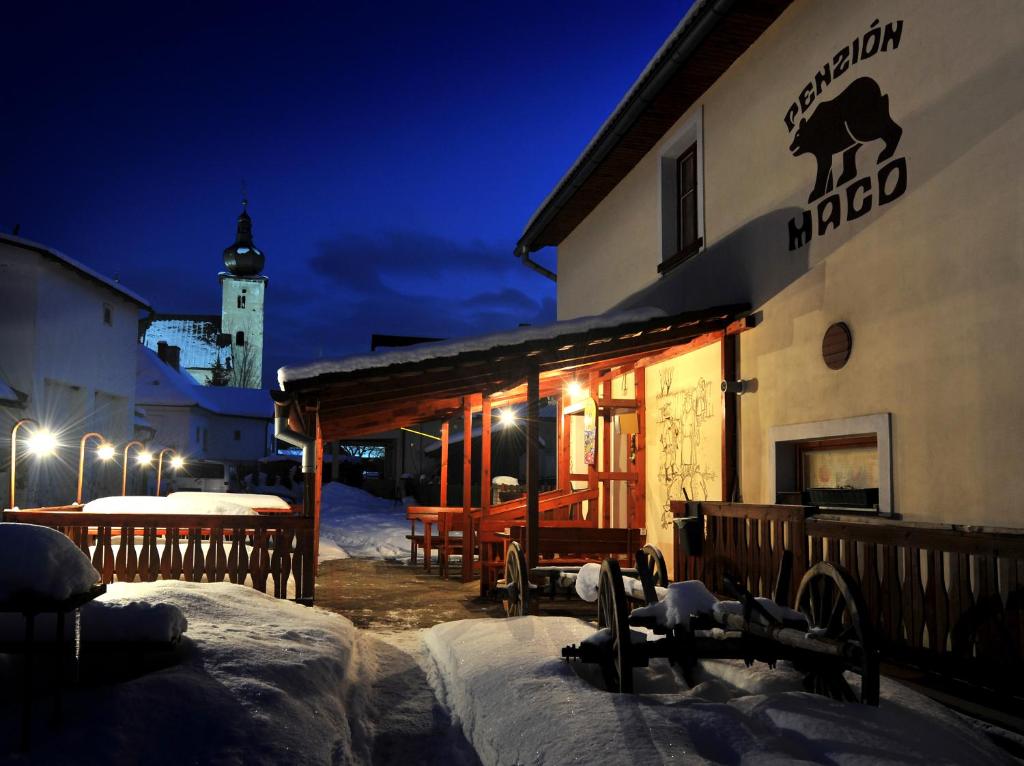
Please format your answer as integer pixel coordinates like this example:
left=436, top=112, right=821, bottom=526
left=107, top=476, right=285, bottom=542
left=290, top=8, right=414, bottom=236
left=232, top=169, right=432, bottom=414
left=141, top=316, right=227, bottom=372
left=136, top=345, right=272, bottom=419
left=279, top=307, right=665, bottom=386
left=0, top=233, right=151, bottom=308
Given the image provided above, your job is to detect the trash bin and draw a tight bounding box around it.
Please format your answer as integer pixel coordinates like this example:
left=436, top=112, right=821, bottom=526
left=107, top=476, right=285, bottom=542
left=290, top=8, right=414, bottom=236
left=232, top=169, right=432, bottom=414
left=674, top=513, right=703, bottom=556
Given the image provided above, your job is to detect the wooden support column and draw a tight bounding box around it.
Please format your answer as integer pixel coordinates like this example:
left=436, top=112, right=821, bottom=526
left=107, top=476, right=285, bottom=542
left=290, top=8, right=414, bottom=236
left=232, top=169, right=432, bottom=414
left=440, top=421, right=450, bottom=507
left=587, top=372, right=598, bottom=525
left=526, top=365, right=540, bottom=571
left=462, top=396, right=473, bottom=583
left=481, top=395, right=492, bottom=515
left=634, top=366, right=647, bottom=529
left=558, top=393, right=570, bottom=494
left=602, top=385, right=611, bottom=528
left=722, top=333, right=738, bottom=502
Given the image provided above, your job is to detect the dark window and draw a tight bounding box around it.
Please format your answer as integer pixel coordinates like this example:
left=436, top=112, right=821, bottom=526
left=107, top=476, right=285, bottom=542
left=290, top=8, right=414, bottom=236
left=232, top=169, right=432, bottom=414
left=102, top=304, right=112, bottom=325
left=236, top=331, right=245, bottom=346
left=234, top=430, right=241, bottom=441
left=237, top=295, right=246, bottom=309
left=676, top=144, right=698, bottom=254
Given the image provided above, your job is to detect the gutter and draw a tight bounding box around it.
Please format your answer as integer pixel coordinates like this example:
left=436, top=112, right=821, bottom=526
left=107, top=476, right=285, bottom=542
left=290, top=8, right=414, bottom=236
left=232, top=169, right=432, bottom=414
left=515, top=0, right=735, bottom=259
left=274, top=401, right=315, bottom=474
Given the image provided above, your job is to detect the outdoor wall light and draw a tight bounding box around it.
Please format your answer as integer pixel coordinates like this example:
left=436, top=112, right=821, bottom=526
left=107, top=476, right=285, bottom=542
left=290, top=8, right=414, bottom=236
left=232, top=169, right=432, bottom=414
left=121, top=440, right=149, bottom=495
left=76, top=431, right=115, bottom=504
left=8, top=417, right=56, bottom=509
left=155, top=448, right=183, bottom=496
left=499, top=408, right=517, bottom=427
left=566, top=381, right=584, bottom=400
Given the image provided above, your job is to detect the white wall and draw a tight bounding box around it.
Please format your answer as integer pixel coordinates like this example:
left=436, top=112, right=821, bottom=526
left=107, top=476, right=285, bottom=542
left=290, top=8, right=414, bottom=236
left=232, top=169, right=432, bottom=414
left=0, top=244, right=142, bottom=507
left=553, top=0, right=1024, bottom=526
left=220, top=275, right=266, bottom=388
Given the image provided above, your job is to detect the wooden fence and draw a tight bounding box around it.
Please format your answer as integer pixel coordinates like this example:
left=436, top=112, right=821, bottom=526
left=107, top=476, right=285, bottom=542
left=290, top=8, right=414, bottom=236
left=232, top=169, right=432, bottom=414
left=3, top=511, right=316, bottom=603
left=672, top=502, right=1024, bottom=696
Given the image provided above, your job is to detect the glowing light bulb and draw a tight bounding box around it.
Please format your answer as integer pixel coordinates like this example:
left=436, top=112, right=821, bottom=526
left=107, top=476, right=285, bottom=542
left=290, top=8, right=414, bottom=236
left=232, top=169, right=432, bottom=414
left=170, top=455, right=185, bottom=470
left=566, top=381, right=584, bottom=399
left=499, top=409, right=517, bottom=427
left=97, top=443, right=116, bottom=461
left=137, top=450, right=153, bottom=465
left=26, top=429, right=57, bottom=456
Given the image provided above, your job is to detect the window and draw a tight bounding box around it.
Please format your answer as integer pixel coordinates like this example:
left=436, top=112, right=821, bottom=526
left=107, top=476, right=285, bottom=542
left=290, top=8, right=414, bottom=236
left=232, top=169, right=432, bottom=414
left=102, top=304, right=112, bottom=325
left=659, top=108, right=704, bottom=275
left=235, top=331, right=245, bottom=346
left=237, top=295, right=246, bottom=309
left=676, top=145, right=699, bottom=255
left=234, top=430, right=241, bottom=441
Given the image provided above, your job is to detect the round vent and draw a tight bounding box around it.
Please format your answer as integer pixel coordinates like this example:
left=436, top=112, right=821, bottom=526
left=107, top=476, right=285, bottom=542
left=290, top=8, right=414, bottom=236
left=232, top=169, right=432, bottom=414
left=822, top=322, right=852, bottom=370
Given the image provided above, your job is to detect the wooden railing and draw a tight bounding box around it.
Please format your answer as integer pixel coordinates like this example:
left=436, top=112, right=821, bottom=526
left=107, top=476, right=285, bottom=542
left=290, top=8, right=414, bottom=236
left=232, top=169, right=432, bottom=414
left=673, top=502, right=1024, bottom=696
left=3, top=511, right=316, bottom=603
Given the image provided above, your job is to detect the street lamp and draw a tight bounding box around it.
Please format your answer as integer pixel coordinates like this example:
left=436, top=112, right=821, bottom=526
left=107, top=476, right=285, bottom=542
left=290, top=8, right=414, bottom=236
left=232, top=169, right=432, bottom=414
left=8, top=418, right=57, bottom=510
left=155, top=448, right=185, bottom=496
left=76, top=432, right=116, bottom=504
left=121, top=440, right=151, bottom=496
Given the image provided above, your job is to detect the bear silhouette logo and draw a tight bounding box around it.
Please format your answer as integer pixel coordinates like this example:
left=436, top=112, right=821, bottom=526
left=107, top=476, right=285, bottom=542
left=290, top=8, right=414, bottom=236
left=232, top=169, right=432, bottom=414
left=790, top=77, right=902, bottom=203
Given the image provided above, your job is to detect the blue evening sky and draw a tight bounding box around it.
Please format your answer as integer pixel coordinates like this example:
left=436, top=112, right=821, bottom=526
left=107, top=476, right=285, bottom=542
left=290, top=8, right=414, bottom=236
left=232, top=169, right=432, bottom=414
left=1, top=1, right=693, bottom=384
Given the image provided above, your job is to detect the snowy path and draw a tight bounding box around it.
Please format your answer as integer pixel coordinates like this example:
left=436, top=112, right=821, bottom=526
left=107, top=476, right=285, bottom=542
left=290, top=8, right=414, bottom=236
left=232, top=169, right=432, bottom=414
left=355, top=631, right=481, bottom=765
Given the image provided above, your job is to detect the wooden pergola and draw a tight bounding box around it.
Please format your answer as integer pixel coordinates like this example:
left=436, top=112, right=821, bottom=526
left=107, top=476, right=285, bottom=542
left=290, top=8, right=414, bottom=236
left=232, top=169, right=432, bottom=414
left=277, top=304, right=750, bottom=576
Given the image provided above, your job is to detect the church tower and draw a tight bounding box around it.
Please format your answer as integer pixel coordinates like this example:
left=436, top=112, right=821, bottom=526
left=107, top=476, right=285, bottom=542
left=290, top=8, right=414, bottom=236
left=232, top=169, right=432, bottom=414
left=220, top=200, right=267, bottom=388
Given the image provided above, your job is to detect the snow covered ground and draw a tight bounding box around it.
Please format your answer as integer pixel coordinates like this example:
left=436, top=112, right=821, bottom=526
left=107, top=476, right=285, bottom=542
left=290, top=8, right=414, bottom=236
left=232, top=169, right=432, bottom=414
left=317, top=482, right=414, bottom=562
left=424, top=616, right=1014, bottom=766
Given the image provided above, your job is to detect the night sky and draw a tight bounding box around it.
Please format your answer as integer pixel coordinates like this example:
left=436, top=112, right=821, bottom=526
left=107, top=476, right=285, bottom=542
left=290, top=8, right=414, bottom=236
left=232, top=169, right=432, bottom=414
left=1, top=1, right=692, bottom=386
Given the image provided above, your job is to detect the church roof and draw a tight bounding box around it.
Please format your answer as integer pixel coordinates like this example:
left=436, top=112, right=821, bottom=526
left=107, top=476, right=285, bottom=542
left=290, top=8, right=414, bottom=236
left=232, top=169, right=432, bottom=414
left=223, top=202, right=265, bottom=276
left=140, top=315, right=227, bottom=372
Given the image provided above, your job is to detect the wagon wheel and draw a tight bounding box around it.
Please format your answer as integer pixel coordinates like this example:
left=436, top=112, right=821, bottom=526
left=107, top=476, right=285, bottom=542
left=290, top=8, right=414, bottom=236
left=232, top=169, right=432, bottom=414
left=596, top=558, right=634, bottom=693
left=795, top=562, right=879, bottom=705
left=640, top=545, right=669, bottom=587
left=503, top=541, right=528, bottom=617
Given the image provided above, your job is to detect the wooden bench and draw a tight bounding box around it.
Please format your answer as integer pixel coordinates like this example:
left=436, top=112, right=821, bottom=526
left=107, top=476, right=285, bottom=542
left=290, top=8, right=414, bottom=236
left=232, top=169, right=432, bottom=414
left=510, top=526, right=644, bottom=566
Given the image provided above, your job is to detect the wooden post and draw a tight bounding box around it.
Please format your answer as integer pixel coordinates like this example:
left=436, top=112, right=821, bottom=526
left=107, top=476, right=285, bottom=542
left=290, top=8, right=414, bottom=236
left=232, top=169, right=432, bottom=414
left=557, top=394, right=568, bottom=493
left=722, top=333, right=738, bottom=502
left=602, top=388, right=611, bottom=528
left=481, top=395, right=492, bottom=515
left=587, top=372, right=598, bottom=525
left=462, top=396, right=473, bottom=583
left=635, top=366, right=647, bottom=529
left=330, top=440, right=340, bottom=482
left=526, top=366, right=540, bottom=571
left=440, top=421, right=449, bottom=507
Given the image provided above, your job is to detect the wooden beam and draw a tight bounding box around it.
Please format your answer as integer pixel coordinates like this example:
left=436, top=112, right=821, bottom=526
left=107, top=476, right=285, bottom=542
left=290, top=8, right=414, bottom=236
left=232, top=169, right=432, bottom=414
left=723, top=332, right=738, bottom=502
left=602, top=386, right=611, bottom=528
left=440, top=421, right=450, bottom=507
left=635, top=366, right=647, bottom=529
left=526, top=366, right=540, bottom=572
left=481, top=394, right=491, bottom=516
left=462, top=396, right=474, bottom=583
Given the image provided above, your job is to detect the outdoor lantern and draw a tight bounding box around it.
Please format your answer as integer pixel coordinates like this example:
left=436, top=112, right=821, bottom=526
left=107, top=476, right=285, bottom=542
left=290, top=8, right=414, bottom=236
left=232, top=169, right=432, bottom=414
left=8, top=418, right=57, bottom=509
left=121, top=440, right=150, bottom=495
left=76, top=431, right=115, bottom=504
left=566, top=380, right=584, bottom=400
left=155, top=448, right=183, bottom=496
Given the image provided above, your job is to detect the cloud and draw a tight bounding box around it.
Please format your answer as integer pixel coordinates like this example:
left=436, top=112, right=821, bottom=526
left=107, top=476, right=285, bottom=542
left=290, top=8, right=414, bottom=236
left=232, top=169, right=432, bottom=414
left=262, top=229, right=556, bottom=384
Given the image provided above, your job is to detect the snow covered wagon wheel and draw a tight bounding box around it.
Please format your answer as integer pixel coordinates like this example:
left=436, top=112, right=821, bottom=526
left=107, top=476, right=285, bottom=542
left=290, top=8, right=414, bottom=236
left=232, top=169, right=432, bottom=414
left=794, top=562, right=880, bottom=705
left=502, top=541, right=529, bottom=617
left=596, top=558, right=634, bottom=693
left=638, top=545, right=669, bottom=588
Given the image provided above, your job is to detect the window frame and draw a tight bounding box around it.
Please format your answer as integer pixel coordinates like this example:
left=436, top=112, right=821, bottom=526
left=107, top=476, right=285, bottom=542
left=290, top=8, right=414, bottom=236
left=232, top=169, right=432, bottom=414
left=658, top=107, right=705, bottom=276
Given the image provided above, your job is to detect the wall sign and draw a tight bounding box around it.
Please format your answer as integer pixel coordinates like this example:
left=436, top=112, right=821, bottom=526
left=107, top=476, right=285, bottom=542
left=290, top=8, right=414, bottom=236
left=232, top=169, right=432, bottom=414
left=785, top=19, right=908, bottom=251
left=583, top=398, right=597, bottom=466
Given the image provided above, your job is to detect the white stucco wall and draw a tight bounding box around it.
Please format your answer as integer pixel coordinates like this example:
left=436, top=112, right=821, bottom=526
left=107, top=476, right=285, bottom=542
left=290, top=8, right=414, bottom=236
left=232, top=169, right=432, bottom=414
left=0, top=243, right=142, bottom=507
left=220, top=275, right=266, bottom=388
left=553, top=0, right=1024, bottom=526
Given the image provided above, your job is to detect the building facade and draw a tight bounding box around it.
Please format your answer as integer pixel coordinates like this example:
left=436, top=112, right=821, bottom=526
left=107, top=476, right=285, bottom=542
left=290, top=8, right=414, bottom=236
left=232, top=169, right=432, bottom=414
left=0, top=235, right=151, bottom=507
left=516, top=0, right=1023, bottom=539
left=142, top=202, right=267, bottom=388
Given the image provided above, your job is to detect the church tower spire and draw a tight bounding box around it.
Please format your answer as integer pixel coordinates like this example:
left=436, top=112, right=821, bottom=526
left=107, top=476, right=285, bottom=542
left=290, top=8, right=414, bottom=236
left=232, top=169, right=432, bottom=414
left=220, top=196, right=268, bottom=388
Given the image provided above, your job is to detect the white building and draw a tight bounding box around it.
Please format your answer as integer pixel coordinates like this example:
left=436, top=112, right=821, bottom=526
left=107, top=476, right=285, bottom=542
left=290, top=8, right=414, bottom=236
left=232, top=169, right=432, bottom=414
left=141, top=202, right=267, bottom=388
left=0, top=234, right=151, bottom=508
left=136, top=345, right=272, bottom=466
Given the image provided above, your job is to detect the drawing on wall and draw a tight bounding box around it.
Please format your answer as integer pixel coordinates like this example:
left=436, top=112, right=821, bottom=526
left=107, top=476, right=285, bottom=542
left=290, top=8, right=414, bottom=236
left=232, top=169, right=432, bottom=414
left=583, top=398, right=597, bottom=466
left=653, top=367, right=717, bottom=530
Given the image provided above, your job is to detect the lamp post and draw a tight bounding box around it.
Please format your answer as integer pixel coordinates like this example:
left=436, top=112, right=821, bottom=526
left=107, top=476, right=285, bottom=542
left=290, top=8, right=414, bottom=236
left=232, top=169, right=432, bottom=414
left=8, top=417, right=57, bottom=510
left=75, top=432, right=116, bottom=505
left=121, top=441, right=152, bottom=496
left=155, top=448, right=185, bottom=496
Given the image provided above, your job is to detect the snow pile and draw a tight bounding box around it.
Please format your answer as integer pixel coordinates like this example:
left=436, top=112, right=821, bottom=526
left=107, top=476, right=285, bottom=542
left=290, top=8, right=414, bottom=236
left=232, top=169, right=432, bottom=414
left=318, top=482, right=413, bottom=561
left=0, top=581, right=363, bottom=765
left=425, top=617, right=1013, bottom=766
left=167, top=491, right=292, bottom=510
left=0, top=587, right=188, bottom=644
left=84, top=495, right=257, bottom=516
left=574, top=563, right=668, bottom=603
left=630, top=580, right=718, bottom=629
left=0, top=523, right=99, bottom=601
